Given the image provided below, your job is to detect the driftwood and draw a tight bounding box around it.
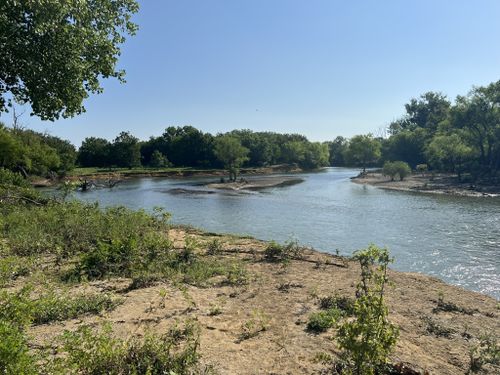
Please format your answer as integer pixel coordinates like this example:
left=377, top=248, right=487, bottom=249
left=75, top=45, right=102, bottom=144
left=77, top=178, right=122, bottom=191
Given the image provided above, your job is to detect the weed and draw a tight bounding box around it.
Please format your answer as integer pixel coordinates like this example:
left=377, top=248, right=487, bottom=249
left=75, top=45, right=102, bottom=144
left=264, top=239, right=303, bottom=262
left=307, top=308, right=341, bottom=333
left=206, top=238, right=223, bottom=255
left=319, top=294, right=354, bottom=315
left=240, top=310, right=269, bottom=341
left=423, top=316, right=455, bottom=338
left=468, top=334, right=499, bottom=373
left=49, top=321, right=202, bottom=374
left=433, top=293, right=475, bottom=315
left=313, top=352, right=333, bottom=364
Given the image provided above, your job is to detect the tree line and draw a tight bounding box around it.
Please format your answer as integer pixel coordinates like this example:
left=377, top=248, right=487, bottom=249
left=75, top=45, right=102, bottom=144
left=328, top=80, right=500, bottom=182
left=1, top=79, right=499, bottom=182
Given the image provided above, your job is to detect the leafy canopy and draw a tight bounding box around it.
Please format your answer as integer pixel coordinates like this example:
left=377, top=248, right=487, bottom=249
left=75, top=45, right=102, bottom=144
left=0, top=0, right=139, bottom=120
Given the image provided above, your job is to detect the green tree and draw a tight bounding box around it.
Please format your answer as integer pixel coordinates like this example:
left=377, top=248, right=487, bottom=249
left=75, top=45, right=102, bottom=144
left=452, top=80, right=500, bottom=177
left=0, top=0, right=139, bottom=120
left=301, top=142, right=330, bottom=169
left=150, top=150, right=170, bottom=168
left=382, top=162, right=398, bottom=181
left=345, top=134, right=381, bottom=172
left=77, top=137, right=111, bottom=168
left=111, top=132, right=141, bottom=168
left=327, top=136, right=348, bottom=166
left=393, top=161, right=411, bottom=181
left=213, top=135, right=249, bottom=181
left=426, top=134, right=473, bottom=181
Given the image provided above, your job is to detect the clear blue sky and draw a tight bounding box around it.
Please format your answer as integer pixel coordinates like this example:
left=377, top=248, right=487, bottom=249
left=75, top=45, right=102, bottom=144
left=8, top=0, right=500, bottom=146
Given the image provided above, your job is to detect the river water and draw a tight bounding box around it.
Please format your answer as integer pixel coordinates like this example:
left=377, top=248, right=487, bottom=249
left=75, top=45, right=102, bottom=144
left=69, top=168, right=500, bottom=299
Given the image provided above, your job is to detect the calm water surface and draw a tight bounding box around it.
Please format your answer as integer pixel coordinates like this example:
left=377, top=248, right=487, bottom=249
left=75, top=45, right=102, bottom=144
left=69, top=168, right=500, bottom=299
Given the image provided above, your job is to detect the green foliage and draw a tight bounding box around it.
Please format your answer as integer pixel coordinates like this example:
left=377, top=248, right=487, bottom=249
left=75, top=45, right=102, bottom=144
left=1, top=201, right=169, bottom=257
left=307, top=308, right=341, bottom=333
left=469, top=334, right=500, bottom=373
left=345, top=134, right=381, bottom=172
left=214, top=135, right=250, bottom=181
left=49, top=322, right=202, bottom=375
left=206, top=238, right=223, bottom=255
left=240, top=310, right=269, bottom=340
left=336, top=245, right=399, bottom=375
left=0, top=0, right=139, bottom=120
left=426, top=133, right=473, bottom=180
left=32, top=292, right=121, bottom=325
left=0, top=320, right=36, bottom=375
left=263, top=240, right=303, bottom=263
left=0, top=167, right=28, bottom=187
left=150, top=150, right=170, bottom=168
left=0, top=255, right=32, bottom=287
left=382, top=161, right=411, bottom=181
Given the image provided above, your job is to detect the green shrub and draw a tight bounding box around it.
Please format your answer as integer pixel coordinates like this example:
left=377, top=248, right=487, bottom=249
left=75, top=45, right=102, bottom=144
left=206, top=238, right=223, bottom=255
left=307, top=308, right=341, bottom=333
left=0, top=168, right=29, bottom=187
left=319, top=294, right=354, bottom=315
left=0, top=256, right=32, bottom=287
left=78, top=238, right=139, bottom=280
left=32, top=292, right=121, bottom=325
left=1, top=201, right=170, bottom=257
left=382, top=161, right=398, bottom=181
left=469, top=334, right=500, bottom=373
left=383, top=161, right=412, bottom=181
left=264, top=240, right=303, bottom=262
left=336, top=245, right=399, bottom=375
left=393, top=161, right=412, bottom=181
left=0, top=321, right=36, bottom=375
left=50, top=322, right=202, bottom=374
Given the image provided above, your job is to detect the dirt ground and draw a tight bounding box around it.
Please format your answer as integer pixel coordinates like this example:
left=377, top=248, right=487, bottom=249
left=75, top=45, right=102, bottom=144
left=352, top=172, right=500, bottom=197
left=27, top=229, right=499, bottom=374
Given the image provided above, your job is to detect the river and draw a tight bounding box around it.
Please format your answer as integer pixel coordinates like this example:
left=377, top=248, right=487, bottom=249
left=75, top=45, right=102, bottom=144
left=68, top=168, right=500, bottom=299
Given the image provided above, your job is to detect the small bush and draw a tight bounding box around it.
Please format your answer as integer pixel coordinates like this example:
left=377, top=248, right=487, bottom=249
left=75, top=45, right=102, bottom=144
left=307, top=308, right=341, bottom=333
left=78, top=238, right=139, bottom=280
left=50, top=322, right=202, bottom=374
left=32, top=292, right=121, bottom=325
left=264, top=240, right=303, bottom=262
left=0, top=168, right=29, bottom=187
left=0, top=256, right=32, bottom=287
left=382, top=161, right=412, bottom=181
left=240, top=310, right=269, bottom=341
left=0, top=320, right=36, bottom=375
left=423, top=316, right=455, bottom=338
left=206, top=239, right=222, bottom=255
left=433, top=293, right=474, bottom=315
left=336, top=245, right=399, bottom=375
left=469, top=334, right=500, bottom=373
left=319, top=294, right=354, bottom=315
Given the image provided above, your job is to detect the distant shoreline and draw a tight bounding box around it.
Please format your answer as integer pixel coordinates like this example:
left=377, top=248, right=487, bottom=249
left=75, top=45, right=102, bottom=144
left=351, top=171, right=500, bottom=197
left=32, top=164, right=306, bottom=187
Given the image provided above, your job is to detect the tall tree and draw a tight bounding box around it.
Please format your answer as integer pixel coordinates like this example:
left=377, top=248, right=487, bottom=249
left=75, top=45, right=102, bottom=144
left=345, top=135, right=381, bottom=172
left=111, top=132, right=141, bottom=168
left=213, top=135, right=249, bottom=181
left=0, top=0, right=138, bottom=120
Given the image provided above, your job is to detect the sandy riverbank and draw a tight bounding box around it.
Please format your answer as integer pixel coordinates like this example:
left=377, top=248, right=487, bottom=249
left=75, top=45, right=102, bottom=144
left=352, top=172, right=500, bottom=197
left=24, top=227, right=499, bottom=374
left=206, top=176, right=305, bottom=191
left=31, top=164, right=306, bottom=188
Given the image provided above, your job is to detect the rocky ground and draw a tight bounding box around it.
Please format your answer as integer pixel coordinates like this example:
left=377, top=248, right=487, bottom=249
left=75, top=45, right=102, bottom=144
left=352, top=172, right=500, bottom=197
